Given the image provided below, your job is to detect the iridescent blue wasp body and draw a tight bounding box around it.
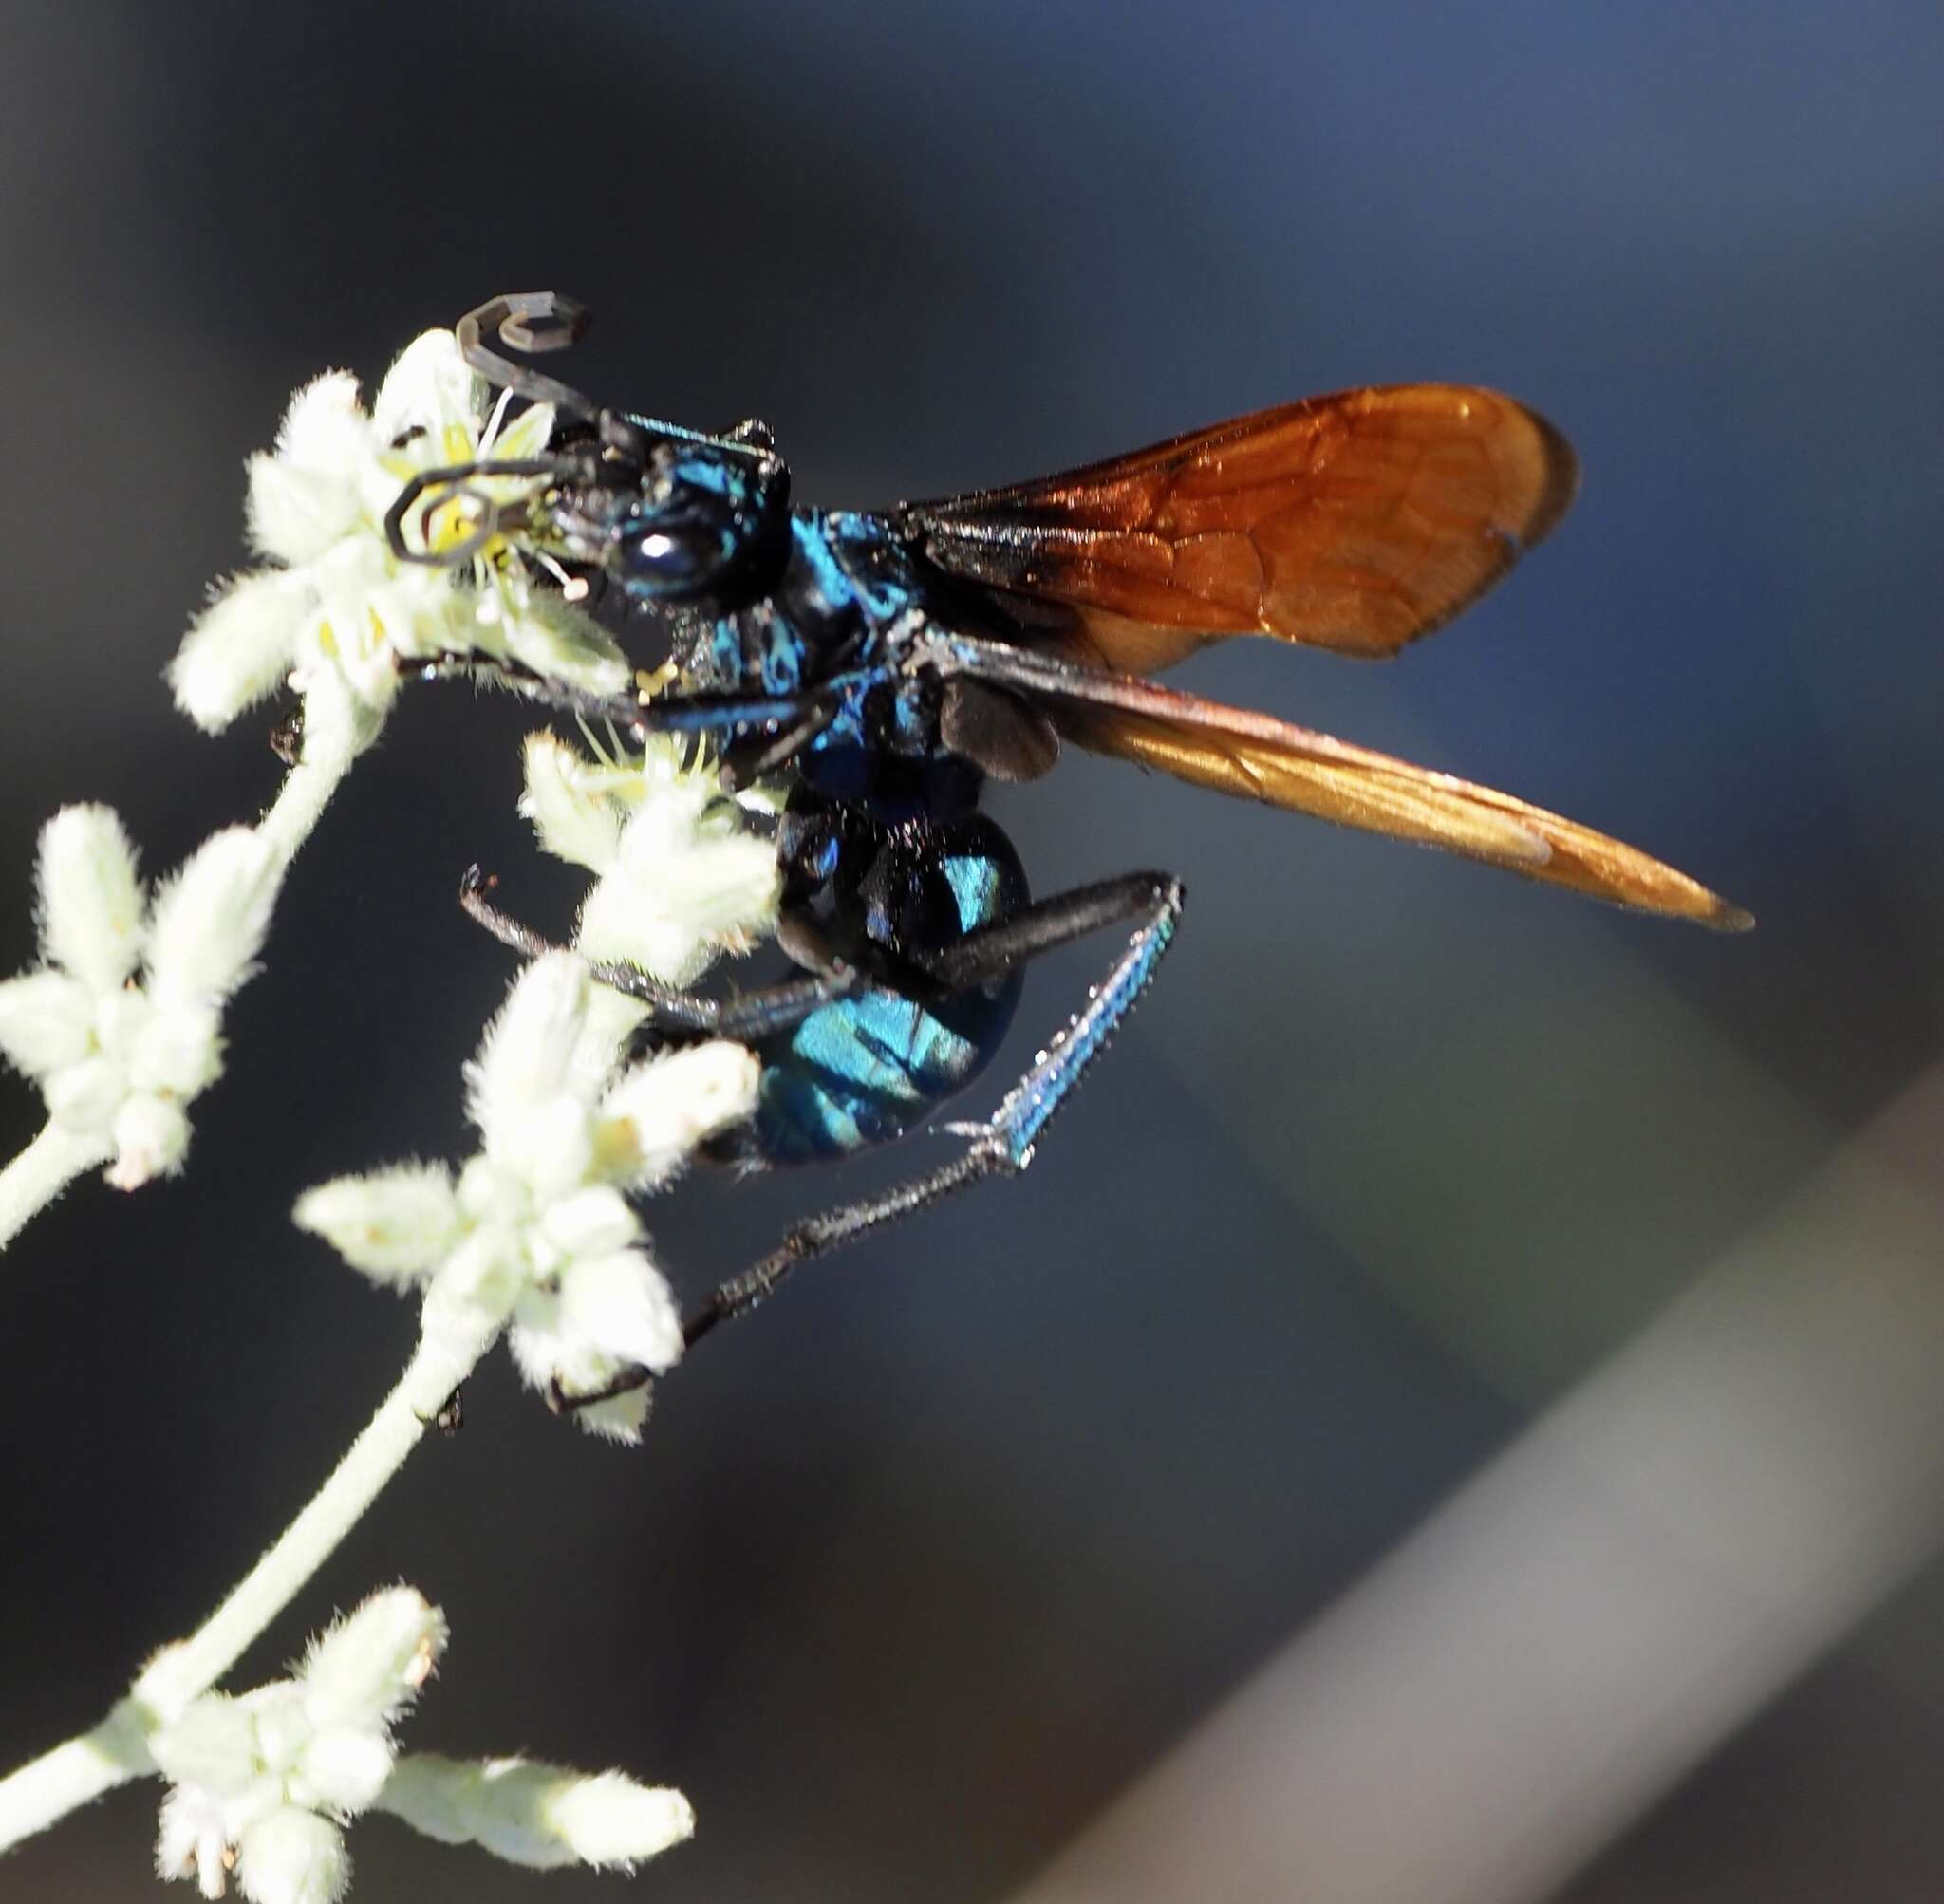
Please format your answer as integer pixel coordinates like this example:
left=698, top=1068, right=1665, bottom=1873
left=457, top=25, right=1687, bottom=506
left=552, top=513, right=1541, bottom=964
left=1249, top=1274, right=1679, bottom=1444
left=391, top=294, right=1746, bottom=1379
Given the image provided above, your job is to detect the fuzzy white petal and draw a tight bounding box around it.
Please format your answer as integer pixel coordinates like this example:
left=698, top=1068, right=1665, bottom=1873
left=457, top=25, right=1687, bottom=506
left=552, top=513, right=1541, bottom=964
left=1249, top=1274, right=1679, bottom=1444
left=573, top=884, right=699, bottom=988
left=536, top=1184, right=638, bottom=1259
left=464, top=955, right=590, bottom=1149
left=151, top=1694, right=259, bottom=1796
left=598, top=1041, right=759, bottom=1187
left=371, top=330, right=478, bottom=445
left=454, top=1153, right=523, bottom=1226
left=559, top=1250, right=684, bottom=1373
left=503, top=1311, right=651, bottom=1439
left=273, top=372, right=367, bottom=468
left=578, top=981, right=651, bottom=1078
left=234, top=1807, right=348, bottom=1904
left=108, top=1092, right=191, bottom=1188
left=146, top=829, right=280, bottom=1007
left=577, top=796, right=779, bottom=986
left=359, top=561, right=475, bottom=665
left=575, top=860, right=776, bottom=985
left=45, top=1055, right=127, bottom=1134
left=420, top=1228, right=524, bottom=1345
left=291, top=636, right=397, bottom=722
left=504, top=1306, right=572, bottom=1390
left=292, top=1166, right=459, bottom=1282
left=290, top=1727, right=396, bottom=1817
left=496, top=1096, right=597, bottom=1203
left=299, top=1587, right=446, bottom=1733
left=157, top=1783, right=234, bottom=1899
left=249, top=371, right=372, bottom=562
left=170, top=572, right=308, bottom=733
left=37, top=805, right=143, bottom=993
left=571, top=1385, right=654, bottom=1444
left=93, top=981, right=153, bottom=1052
left=245, top=1684, right=310, bottom=1779
left=246, top=456, right=362, bottom=568
left=501, top=594, right=630, bottom=696
left=547, top=1768, right=696, bottom=1867
left=381, top=1754, right=693, bottom=1869
left=518, top=732, right=626, bottom=872
left=0, top=969, right=96, bottom=1078
left=287, top=538, right=413, bottom=709
left=128, top=1000, right=223, bottom=1097
left=563, top=994, right=635, bottom=1108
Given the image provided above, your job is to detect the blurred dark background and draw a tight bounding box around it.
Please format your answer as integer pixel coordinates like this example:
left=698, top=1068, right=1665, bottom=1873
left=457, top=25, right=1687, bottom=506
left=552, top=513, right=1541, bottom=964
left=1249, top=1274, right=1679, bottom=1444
left=2, top=4, right=1941, bottom=1898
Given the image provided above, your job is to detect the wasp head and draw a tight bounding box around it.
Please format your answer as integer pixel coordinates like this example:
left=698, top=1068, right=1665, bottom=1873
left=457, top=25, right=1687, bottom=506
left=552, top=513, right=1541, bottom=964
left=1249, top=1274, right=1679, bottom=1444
left=545, top=416, right=792, bottom=608
left=383, top=294, right=792, bottom=611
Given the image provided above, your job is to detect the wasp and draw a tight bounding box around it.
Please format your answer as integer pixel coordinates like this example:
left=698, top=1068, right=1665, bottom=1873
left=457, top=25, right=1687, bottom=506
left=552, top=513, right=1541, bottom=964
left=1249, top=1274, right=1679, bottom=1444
left=390, top=293, right=1748, bottom=1390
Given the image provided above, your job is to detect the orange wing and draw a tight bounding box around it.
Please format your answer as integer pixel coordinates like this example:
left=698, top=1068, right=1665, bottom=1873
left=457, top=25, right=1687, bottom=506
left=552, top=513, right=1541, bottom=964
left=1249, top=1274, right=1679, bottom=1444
left=901, top=384, right=1579, bottom=673
left=926, top=637, right=1750, bottom=929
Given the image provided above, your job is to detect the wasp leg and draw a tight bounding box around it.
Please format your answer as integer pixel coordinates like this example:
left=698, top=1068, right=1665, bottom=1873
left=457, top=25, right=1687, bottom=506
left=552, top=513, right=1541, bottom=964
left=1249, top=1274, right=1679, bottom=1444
left=268, top=704, right=305, bottom=767
left=402, top=650, right=850, bottom=780
left=402, top=651, right=642, bottom=731
left=458, top=865, right=864, bottom=1042
left=554, top=872, right=1184, bottom=1409
left=719, top=694, right=840, bottom=790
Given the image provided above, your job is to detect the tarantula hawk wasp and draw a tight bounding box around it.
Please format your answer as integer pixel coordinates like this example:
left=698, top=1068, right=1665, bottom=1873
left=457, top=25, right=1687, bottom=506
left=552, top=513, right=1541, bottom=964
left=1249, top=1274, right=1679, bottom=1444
left=387, top=292, right=1748, bottom=1404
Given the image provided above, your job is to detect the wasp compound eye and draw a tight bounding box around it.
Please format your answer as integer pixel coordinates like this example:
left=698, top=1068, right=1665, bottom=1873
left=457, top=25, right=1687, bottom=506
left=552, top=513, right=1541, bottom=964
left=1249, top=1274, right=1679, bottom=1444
left=607, top=458, right=755, bottom=600
left=613, top=510, right=733, bottom=598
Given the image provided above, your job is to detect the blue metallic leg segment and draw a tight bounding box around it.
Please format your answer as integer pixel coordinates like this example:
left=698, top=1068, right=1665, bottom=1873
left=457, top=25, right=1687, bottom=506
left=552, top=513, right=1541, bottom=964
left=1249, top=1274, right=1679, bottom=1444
left=939, top=872, right=1183, bottom=1166
left=679, top=869, right=1184, bottom=1351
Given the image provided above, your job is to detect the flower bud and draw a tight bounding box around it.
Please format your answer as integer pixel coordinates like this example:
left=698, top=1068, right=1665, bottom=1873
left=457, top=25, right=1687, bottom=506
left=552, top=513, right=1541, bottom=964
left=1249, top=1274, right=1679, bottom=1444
left=37, top=805, right=142, bottom=993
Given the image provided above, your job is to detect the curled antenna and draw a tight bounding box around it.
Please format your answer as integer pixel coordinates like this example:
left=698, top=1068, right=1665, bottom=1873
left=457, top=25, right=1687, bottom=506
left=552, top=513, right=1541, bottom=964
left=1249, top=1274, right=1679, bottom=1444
left=383, top=457, right=560, bottom=567
left=457, top=291, right=597, bottom=420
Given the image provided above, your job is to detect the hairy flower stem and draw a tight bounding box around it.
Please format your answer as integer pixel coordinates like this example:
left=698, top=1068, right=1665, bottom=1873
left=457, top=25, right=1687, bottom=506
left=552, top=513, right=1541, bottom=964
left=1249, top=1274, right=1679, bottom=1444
left=0, top=1704, right=155, bottom=1849
left=0, top=1123, right=111, bottom=1253
left=253, top=697, right=363, bottom=868
left=134, top=1311, right=495, bottom=1716
left=0, top=1304, right=500, bottom=1853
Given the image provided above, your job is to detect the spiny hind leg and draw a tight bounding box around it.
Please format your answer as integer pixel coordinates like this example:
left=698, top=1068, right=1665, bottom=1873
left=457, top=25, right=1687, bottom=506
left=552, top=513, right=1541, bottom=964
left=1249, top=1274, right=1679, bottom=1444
left=553, top=871, right=1183, bottom=1409
left=458, top=865, right=863, bottom=1043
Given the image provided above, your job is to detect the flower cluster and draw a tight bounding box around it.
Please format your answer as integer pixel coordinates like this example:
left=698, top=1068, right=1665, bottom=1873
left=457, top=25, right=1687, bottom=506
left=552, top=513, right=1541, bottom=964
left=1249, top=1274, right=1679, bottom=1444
left=0, top=807, right=277, bottom=1187
left=151, top=1588, right=694, bottom=1902
left=295, top=724, right=779, bottom=1440
left=153, top=1588, right=445, bottom=1903
left=167, top=330, right=627, bottom=748
left=0, top=320, right=793, bottom=1896
left=297, top=955, right=756, bottom=1441
left=520, top=728, right=782, bottom=988
left=379, top=1753, right=693, bottom=1875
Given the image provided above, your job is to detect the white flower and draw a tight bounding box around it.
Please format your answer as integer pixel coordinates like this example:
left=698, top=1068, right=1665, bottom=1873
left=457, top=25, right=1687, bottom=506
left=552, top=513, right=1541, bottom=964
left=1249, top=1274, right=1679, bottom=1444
left=380, top=1753, right=694, bottom=1872
left=0, top=808, right=278, bottom=1187
left=168, top=330, right=628, bottom=740
left=153, top=1590, right=445, bottom=1904
left=520, top=730, right=781, bottom=987
left=296, top=956, right=757, bottom=1442
left=152, top=1590, right=693, bottom=1895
